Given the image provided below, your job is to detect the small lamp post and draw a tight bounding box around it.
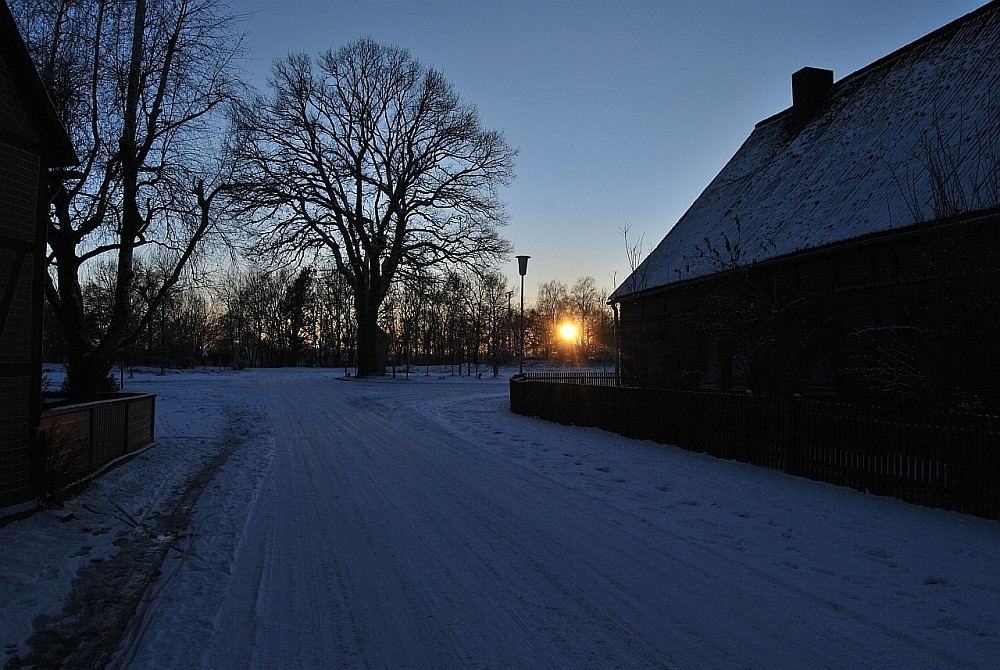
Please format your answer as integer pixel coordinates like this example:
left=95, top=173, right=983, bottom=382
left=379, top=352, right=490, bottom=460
left=516, top=255, right=530, bottom=374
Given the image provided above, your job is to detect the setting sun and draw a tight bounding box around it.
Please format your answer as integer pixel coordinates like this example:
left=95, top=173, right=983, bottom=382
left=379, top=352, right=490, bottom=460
left=558, top=323, right=579, bottom=342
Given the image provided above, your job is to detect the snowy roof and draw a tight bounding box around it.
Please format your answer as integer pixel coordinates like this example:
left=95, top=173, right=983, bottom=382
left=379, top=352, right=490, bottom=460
left=610, top=1, right=1000, bottom=301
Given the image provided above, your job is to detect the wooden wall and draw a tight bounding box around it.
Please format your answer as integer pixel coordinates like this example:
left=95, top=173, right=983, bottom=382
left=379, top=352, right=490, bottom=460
left=0, top=47, right=47, bottom=505
left=618, top=212, right=1000, bottom=410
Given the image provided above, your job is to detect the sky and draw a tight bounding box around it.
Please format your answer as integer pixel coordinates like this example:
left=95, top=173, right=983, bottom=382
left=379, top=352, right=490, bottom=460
left=234, top=0, right=988, bottom=300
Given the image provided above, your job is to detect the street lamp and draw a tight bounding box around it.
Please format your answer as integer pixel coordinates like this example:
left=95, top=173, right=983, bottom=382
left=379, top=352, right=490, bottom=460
left=516, top=255, right=530, bottom=374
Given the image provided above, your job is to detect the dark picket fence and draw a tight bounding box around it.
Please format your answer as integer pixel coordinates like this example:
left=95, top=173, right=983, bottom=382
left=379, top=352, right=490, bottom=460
left=512, top=370, right=621, bottom=387
left=510, top=373, right=1000, bottom=519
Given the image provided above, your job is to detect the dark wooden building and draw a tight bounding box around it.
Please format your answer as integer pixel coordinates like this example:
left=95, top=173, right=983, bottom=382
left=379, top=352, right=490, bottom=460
left=610, top=2, right=1000, bottom=411
left=1, top=2, right=78, bottom=507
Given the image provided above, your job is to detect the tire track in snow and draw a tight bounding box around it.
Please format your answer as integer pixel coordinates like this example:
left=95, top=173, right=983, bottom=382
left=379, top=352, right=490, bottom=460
left=258, top=383, right=775, bottom=667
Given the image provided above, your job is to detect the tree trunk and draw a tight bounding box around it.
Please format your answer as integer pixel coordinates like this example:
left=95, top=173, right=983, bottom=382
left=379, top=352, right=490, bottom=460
left=64, top=346, right=111, bottom=402
left=48, top=232, right=107, bottom=401
left=355, top=294, right=384, bottom=377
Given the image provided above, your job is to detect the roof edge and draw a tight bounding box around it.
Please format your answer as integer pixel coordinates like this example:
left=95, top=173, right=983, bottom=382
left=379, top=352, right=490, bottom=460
left=0, top=2, right=79, bottom=166
left=609, top=207, right=1000, bottom=304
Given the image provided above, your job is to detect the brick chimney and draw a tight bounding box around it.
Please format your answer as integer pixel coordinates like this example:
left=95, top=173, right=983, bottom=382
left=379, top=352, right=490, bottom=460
left=791, top=67, right=834, bottom=125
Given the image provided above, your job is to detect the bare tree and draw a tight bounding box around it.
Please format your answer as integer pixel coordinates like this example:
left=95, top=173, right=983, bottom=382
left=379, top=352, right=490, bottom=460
left=569, top=276, right=607, bottom=359
left=382, top=274, right=432, bottom=375
left=454, top=269, right=509, bottom=376
left=474, top=270, right=511, bottom=374
left=615, top=223, right=650, bottom=381
left=440, top=272, right=471, bottom=374
left=890, top=89, right=1000, bottom=223
left=314, top=264, right=356, bottom=368
left=277, top=267, right=316, bottom=367
left=11, top=0, right=246, bottom=399
left=218, top=268, right=290, bottom=368
left=230, top=39, right=516, bottom=376
left=533, top=280, right=569, bottom=358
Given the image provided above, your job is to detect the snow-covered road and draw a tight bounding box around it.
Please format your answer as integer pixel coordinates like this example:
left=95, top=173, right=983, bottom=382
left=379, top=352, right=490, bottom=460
left=100, top=368, right=998, bottom=669
left=4, top=367, right=999, bottom=668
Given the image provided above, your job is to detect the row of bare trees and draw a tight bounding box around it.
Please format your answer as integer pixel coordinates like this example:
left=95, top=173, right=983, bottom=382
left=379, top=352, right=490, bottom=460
left=41, top=263, right=615, bottom=374
left=12, top=0, right=518, bottom=399
left=529, top=277, right=613, bottom=362
left=381, top=271, right=615, bottom=372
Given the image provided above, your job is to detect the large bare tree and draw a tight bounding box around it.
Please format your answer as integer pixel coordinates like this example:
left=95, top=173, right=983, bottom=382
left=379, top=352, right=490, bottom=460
left=230, top=39, right=516, bottom=376
left=11, top=0, right=245, bottom=399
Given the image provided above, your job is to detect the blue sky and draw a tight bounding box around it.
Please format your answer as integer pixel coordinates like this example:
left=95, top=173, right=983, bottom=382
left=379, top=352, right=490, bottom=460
left=235, top=0, right=987, bottom=299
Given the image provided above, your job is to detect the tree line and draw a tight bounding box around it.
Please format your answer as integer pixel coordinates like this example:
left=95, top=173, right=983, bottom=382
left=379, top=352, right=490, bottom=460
left=41, top=264, right=616, bottom=374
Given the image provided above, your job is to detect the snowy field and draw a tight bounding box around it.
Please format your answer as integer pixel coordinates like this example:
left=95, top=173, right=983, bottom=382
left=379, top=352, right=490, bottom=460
left=2, top=365, right=999, bottom=668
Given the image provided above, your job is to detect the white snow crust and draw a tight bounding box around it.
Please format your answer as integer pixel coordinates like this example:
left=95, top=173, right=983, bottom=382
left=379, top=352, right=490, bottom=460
left=2, top=366, right=999, bottom=668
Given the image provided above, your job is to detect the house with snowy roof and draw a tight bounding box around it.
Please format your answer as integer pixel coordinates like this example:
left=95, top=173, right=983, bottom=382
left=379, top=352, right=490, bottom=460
left=609, top=1, right=1000, bottom=410
left=1, top=1, right=78, bottom=506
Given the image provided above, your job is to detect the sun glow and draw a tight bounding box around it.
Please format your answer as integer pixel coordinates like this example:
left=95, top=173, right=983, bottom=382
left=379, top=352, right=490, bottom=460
left=558, top=322, right=579, bottom=342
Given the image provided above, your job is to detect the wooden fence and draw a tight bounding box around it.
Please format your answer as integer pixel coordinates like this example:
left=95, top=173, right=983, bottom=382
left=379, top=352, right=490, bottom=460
left=39, top=393, right=156, bottom=492
left=510, top=373, right=999, bottom=519
left=513, top=370, right=621, bottom=387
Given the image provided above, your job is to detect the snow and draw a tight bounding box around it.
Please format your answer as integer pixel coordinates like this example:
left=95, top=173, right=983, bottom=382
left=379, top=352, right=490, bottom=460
left=610, top=3, right=1000, bottom=300
left=3, top=366, right=1000, bottom=668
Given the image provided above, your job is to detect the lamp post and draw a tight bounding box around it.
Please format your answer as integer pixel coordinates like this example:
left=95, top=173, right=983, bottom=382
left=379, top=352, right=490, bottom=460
left=516, top=255, right=530, bottom=374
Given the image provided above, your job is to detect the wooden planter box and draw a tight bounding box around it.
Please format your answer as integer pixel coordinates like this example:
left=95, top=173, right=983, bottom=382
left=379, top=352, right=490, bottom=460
left=39, top=393, right=156, bottom=491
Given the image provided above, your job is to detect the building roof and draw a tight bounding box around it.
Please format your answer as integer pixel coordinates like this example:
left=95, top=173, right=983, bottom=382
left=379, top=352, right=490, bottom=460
left=0, top=1, right=78, bottom=166
left=610, top=1, right=1000, bottom=302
